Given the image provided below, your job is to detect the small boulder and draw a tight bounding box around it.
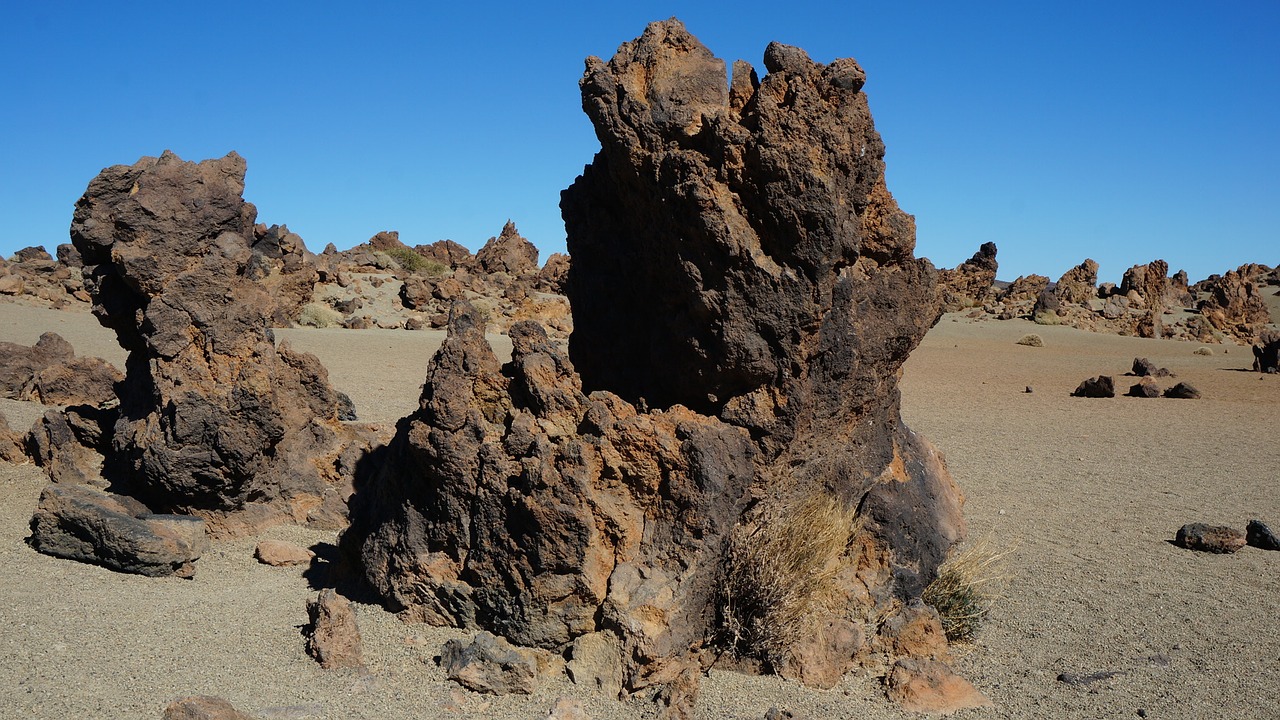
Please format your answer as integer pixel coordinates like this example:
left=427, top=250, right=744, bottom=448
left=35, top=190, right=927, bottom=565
left=546, top=697, right=591, bottom=720
left=0, top=411, right=25, bottom=463
left=28, top=483, right=208, bottom=577
left=305, top=589, right=364, bottom=669
left=441, top=631, right=545, bottom=695
left=1163, top=382, right=1201, bottom=399
left=161, top=696, right=254, bottom=720
left=566, top=631, right=624, bottom=698
left=1246, top=520, right=1280, bottom=551
left=1174, top=523, right=1246, bottom=553
left=885, top=658, right=992, bottom=714
left=23, top=355, right=122, bottom=406
left=254, top=539, right=315, bottom=566
left=1253, top=329, right=1280, bottom=373
left=1071, top=375, right=1115, bottom=398
left=1126, top=377, right=1162, bottom=398
left=1131, top=357, right=1172, bottom=378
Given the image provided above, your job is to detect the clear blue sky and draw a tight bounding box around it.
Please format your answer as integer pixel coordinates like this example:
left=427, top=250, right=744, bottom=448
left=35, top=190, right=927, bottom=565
left=3, top=1, right=1276, bottom=284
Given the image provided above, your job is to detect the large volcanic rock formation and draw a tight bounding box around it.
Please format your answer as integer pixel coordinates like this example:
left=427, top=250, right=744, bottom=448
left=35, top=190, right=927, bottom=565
left=938, top=242, right=998, bottom=311
left=70, top=151, right=367, bottom=532
left=344, top=19, right=972, bottom=714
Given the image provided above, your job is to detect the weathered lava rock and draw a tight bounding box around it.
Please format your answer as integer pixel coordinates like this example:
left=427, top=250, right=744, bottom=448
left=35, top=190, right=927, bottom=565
left=1072, top=375, right=1115, bottom=398
left=1198, top=267, right=1271, bottom=339
left=28, top=483, right=209, bottom=577
left=1175, top=523, right=1245, bottom=553
left=69, top=151, right=367, bottom=531
left=1255, top=329, right=1280, bottom=373
left=1054, top=259, right=1099, bottom=305
left=475, top=221, right=539, bottom=277
left=344, top=19, right=968, bottom=714
left=938, top=243, right=998, bottom=311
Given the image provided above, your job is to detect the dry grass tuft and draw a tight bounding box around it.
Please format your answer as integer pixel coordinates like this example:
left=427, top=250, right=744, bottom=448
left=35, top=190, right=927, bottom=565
left=719, top=493, right=858, bottom=668
left=922, top=536, right=1009, bottom=643
left=298, top=302, right=344, bottom=328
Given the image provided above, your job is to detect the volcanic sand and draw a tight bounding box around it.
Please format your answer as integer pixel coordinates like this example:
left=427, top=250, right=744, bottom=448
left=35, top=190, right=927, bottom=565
left=1, top=302, right=1277, bottom=719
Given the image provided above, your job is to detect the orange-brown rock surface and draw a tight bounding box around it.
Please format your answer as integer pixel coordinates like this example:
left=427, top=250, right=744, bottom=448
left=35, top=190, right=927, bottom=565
left=344, top=19, right=970, bottom=716
left=938, top=243, right=998, bottom=311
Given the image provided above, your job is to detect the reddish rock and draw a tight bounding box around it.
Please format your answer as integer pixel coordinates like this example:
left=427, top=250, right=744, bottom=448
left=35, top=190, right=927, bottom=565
left=255, top=539, right=315, bottom=566
left=937, top=243, right=998, bottom=311
left=415, top=239, right=474, bottom=270
left=345, top=19, right=968, bottom=713
left=1054, top=259, right=1099, bottom=304
left=1175, top=523, right=1244, bottom=553
left=0, top=411, right=26, bottom=463
left=248, top=224, right=318, bottom=325
left=0, top=332, right=74, bottom=397
left=367, top=230, right=404, bottom=251
left=1000, top=274, right=1050, bottom=303
left=23, top=356, right=122, bottom=406
left=70, top=151, right=369, bottom=528
left=305, top=589, right=364, bottom=669
left=475, top=221, right=539, bottom=276
left=536, top=253, right=571, bottom=294
left=885, top=658, right=992, bottom=714
left=161, top=696, right=254, bottom=720
left=1120, top=260, right=1173, bottom=310
left=1198, top=267, right=1271, bottom=340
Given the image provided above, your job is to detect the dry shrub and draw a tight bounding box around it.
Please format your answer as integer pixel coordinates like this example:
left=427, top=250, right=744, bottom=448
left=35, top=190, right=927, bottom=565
left=298, top=302, right=343, bottom=328
left=719, top=493, right=858, bottom=668
left=1016, top=333, right=1044, bottom=347
left=921, top=536, right=1008, bottom=643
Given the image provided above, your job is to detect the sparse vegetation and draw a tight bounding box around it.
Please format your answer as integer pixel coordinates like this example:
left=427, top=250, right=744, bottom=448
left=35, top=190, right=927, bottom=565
left=922, top=536, right=1008, bottom=643
left=384, top=245, right=448, bottom=277
left=1194, top=346, right=1214, bottom=356
left=298, top=302, right=343, bottom=328
left=718, top=493, right=858, bottom=668
left=1016, top=333, right=1044, bottom=347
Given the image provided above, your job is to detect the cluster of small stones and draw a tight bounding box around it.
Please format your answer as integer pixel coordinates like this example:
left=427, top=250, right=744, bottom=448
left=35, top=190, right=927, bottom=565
left=937, top=248, right=1279, bottom=346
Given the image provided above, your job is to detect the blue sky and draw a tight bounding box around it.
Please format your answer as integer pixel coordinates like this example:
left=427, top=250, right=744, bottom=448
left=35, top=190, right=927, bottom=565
left=2, top=1, right=1276, bottom=284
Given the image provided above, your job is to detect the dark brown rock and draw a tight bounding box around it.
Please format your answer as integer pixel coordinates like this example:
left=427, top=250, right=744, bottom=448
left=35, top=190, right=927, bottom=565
left=0, top=332, right=74, bottom=397
left=367, top=230, right=404, bottom=251
left=1131, top=357, right=1172, bottom=378
left=1246, top=520, right=1280, bottom=551
left=28, top=483, right=208, bottom=577
left=248, top=224, right=318, bottom=325
left=415, top=239, right=474, bottom=270
left=937, top=243, right=997, bottom=311
left=23, top=355, right=122, bottom=406
left=1254, top=329, right=1280, bottom=373
left=536, top=252, right=571, bottom=294
left=1174, top=523, right=1245, bottom=553
left=1162, top=382, right=1201, bottom=399
left=255, top=539, right=315, bottom=566
left=1120, top=260, right=1172, bottom=310
left=344, top=19, right=967, bottom=710
left=70, top=151, right=365, bottom=528
left=24, top=405, right=115, bottom=484
left=475, top=221, right=539, bottom=276
left=1072, top=375, right=1115, bottom=398
left=13, top=246, right=52, bottom=262
left=161, top=696, right=254, bottom=720
left=305, top=589, right=364, bottom=669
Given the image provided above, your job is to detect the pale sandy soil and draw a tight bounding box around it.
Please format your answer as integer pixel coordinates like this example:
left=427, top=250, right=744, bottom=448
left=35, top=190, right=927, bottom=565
left=1, top=302, right=1277, bottom=719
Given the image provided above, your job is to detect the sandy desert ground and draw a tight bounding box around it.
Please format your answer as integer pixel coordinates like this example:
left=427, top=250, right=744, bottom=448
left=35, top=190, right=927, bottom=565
left=1, top=301, right=1277, bottom=719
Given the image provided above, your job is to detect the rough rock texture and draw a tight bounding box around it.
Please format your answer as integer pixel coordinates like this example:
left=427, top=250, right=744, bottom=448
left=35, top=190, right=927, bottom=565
left=1174, top=523, right=1245, bottom=553
left=415, top=239, right=475, bottom=270
left=24, top=405, right=116, bottom=485
left=1127, top=377, right=1161, bottom=398
left=1054, top=259, right=1099, bottom=304
left=537, top=253, right=571, bottom=294
left=1198, top=268, right=1271, bottom=340
left=1255, top=329, right=1280, bottom=373
left=345, top=20, right=968, bottom=715
left=937, top=243, right=998, bottom=311
left=885, top=658, right=992, bottom=714
left=69, top=151, right=368, bottom=531
left=161, top=696, right=255, bottom=720
left=305, top=589, right=365, bottom=669
left=441, top=631, right=550, bottom=695
left=1071, top=376, right=1115, bottom=398
left=0, top=332, right=74, bottom=397
left=475, top=221, right=539, bottom=277
left=247, top=223, right=319, bottom=325
left=28, top=483, right=209, bottom=577
left=0, top=411, right=27, bottom=463
left=1163, top=382, right=1201, bottom=399
left=1000, top=274, right=1050, bottom=303
left=1131, top=358, right=1172, bottom=378
left=1246, top=520, right=1280, bottom=551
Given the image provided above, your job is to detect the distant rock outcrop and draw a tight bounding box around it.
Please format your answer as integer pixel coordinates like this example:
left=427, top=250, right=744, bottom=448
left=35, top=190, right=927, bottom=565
left=1197, top=267, right=1271, bottom=338
left=345, top=19, right=971, bottom=716
left=938, top=243, right=998, bottom=311
left=1054, top=259, right=1099, bottom=304
left=0, top=332, right=120, bottom=407
left=69, top=151, right=370, bottom=533
left=475, top=221, right=540, bottom=277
